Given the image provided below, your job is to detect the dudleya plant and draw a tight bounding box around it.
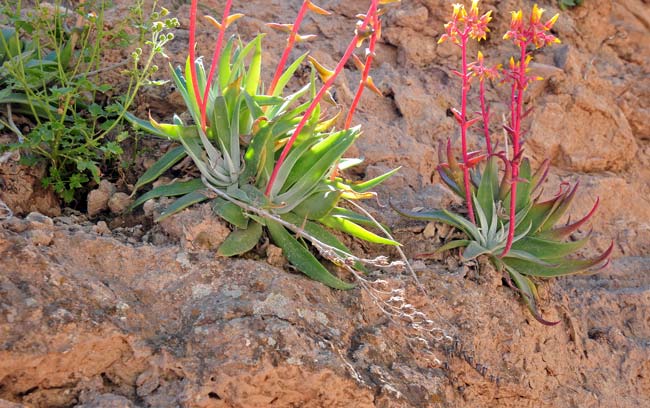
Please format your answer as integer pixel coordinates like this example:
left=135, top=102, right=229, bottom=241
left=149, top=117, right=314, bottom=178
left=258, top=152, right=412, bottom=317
left=128, top=0, right=400, bottom=289
left=394, top=1, right=612, bottom=324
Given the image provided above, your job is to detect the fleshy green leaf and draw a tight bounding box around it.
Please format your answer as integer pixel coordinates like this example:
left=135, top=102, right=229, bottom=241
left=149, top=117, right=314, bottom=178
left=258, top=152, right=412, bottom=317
left=272, top=53, right=308, bottom=97
left=266, top=220, right=355, bottom=290
left=503, top=263, right=560, bottom=326
left=511, top=235, right=589, bottom=259
left=476, top=157, right=499, bottom=226
left=132, top=146, right=187, bottom=194
left=155, top=190, right=209, bottom=222
left=212, top=197, right=249, bottom=229
left=320, top=215, right=399, bottom=246
left=291, top=188, right=341, bottom=220
left=462, top=241, right=491, bottom=260
left=282, top=212, right=365, bottom=272
left=131, top=178, right=204, bottom=209
left=504, top=242, right=613, bottom=277
left=350, top=167, right=400, bottom=193
left=217, top=222, right=262, bottom=257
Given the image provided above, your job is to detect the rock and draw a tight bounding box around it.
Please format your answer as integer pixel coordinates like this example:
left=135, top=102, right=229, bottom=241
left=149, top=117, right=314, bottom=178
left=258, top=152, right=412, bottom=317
left=422, top=222, right=436, bottom=239
left=158, top=203, right=230, bottom=251
left=93, top=221, right=111, bottom=235
left=0, top=161, right=60, bottom=217
left=528, top=85, right=638, bottom=172
left=108, top=193, right=132, bottom=214
left=75, top=393, right=134, bottom=408
left=87, top=180, right=116, bottom=217
left=266, top=244, right=285, bottom=268
left=25, top=212, right=53, bottom=229
left=142, top=199, right=156, bottom=217
left=25, top=229, right=53, bottom=246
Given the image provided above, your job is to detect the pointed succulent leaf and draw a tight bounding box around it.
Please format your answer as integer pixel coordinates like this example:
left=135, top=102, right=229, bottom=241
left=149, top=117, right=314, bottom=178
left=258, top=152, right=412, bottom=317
left=268, top=138, right=319, bottom=198
left=432, top=239, right=471, bottom=254
left=266, top=220, right=355, bottom=290
left=504, top=264, right=560, bottom=326
left=462, top=241, right=492, bottom=260
left=275, top=130, right=358, bottom=206
left=217, top=222, right=263, bottom=257
left=539, top=198, right=599, bottom=240
left=350, top=167, right=400, bottom=193
left=539, top=183, right=580, bottom=232
left=212, top=197, right=249, bottom=229
left=390, top=204, right=475, bottom=237
left=155, top=190, right=210, bottom=222
left=514, top=159, right=533, bottom=212
left=329, top=207, right=381, bottom=228
left=217, top=37, right=235, bottom=92
left=530, top=159, right=550, bottom=192
left=502, top=250, right=556, bottom=266
left=244, top=35, right=264, bottom=95
left=511, top=235, right=590, bottom=259
left=320, top=215, right=399, bottom=246
left=281, top=212, right=366, bottom=272
left=504, top=242, right=613, bottom=277
left=131, top=178, right=204, bottom=209
left=272, top=53, right=309, bottom=97
left=517, top=194, right=562, bottom=235
left=476, top=156, right=499, bottom=225
left=291, top=188, right=341, bottom=220
left=131, top=146, right=187, bottom=194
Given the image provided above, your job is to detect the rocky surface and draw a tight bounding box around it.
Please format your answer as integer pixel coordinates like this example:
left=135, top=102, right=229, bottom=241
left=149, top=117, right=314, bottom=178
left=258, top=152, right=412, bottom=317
left=1, top=0, right=650, bottom=407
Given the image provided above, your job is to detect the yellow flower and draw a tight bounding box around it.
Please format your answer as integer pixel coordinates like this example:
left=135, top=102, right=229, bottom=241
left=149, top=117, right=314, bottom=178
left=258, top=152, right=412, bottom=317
left=545, top=13, right=560, bottom=30
left=530, top=4, right=544, bottom=24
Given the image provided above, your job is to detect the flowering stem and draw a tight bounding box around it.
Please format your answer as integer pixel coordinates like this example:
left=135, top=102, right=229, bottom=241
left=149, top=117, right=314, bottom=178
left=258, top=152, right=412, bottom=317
left=265, top=0, right=380, bottom=197
left=344, top=15, right=379, bottom=129
left=268, top=1, right=311, bottom=95
left=459, top=33, right=476, bottom=225
left=200, top=0, right=233, bottom=129
left=501, top=42, right=528, bottom=257
left=188, top=0, right=202, bottom=126
left=479, top=79, right=492, bottom=154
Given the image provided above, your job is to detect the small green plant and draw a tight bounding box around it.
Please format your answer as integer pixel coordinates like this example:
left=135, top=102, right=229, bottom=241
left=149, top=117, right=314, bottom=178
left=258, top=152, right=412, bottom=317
left=558, top=0, right=584, bottom=10
left=0, top=0, right=177, bottom=202
left=128, top=0, right=399, bottom=289
left=395, top=1, right=612, bottom=324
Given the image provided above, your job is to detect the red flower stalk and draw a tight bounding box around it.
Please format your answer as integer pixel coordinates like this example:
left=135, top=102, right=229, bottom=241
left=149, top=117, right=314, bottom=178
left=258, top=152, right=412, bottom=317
left=438, top=0, right=493, bottom=225
left=500, top=4, right=559, bottom=257
left=268, top=2, right=310, bottom=95
left=201, top=1, right=233, bottom=127
left=265, top=0, right=381, bottom=197
left=345, top=14, right=381, bottom=129
left=470, top=51, right=500, bottom=154
left=188, top=0, right=202, bottom=125
left=188, top=0, right=234, bottom=131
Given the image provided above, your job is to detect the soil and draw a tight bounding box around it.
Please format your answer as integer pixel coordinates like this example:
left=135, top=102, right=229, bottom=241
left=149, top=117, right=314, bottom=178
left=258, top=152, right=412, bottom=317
left=1, top=0, right=650, bottom=407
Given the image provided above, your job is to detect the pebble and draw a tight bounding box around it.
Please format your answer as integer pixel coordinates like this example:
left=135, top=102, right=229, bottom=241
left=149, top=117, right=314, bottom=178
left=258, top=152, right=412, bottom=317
left=26, top=229, right=54, bottom=246
left=93, top=221, right=111, bottom=235
left=423, top=222, right=437, bottom=239
left=108, top=192, right=132, bottom=214
left=87, top=180, right=116, bottom=217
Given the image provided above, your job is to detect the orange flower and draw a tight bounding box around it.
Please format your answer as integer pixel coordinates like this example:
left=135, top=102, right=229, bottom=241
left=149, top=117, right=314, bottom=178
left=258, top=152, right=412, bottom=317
left=438, top=0, right=492, bottom=44
left=471, top=51, right=500, bottom=81
left=504, top=4, right=560, bottom=48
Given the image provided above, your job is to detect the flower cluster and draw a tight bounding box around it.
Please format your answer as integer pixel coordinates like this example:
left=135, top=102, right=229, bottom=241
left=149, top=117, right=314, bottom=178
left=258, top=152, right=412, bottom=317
left=470, top=51, right=501, bottom=82
left=504, top=4, right=560, bottom=48
left=438, top=0, right=493, bottom=44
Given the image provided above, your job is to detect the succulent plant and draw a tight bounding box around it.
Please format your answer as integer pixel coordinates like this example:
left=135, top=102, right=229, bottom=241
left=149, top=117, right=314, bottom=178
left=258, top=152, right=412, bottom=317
left=396, top=148, right=612, bottom=324
left=393, top=1, right=611, bottom=324
left=127, top=0, right=399, bottom=290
